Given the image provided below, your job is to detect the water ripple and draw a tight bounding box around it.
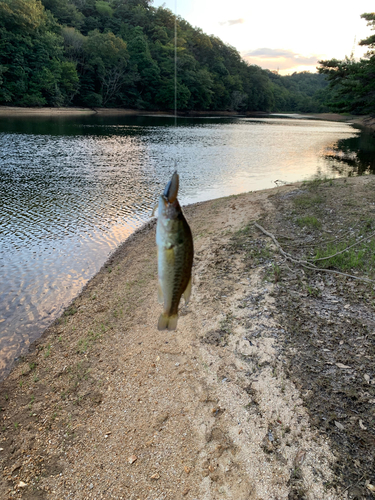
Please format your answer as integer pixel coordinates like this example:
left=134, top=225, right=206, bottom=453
left=0, top=115, right=363, bottom=378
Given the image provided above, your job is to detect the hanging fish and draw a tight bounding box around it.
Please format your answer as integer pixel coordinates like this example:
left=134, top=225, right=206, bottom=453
left=156, top=171, right=194, bottom=330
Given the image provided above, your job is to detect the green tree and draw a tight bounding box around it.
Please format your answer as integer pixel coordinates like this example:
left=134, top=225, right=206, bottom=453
left=0, top=0, right=79, bottom=106
left=318, top=12, right=375, bottom=114
left=82, top=30, right=129, bottom=105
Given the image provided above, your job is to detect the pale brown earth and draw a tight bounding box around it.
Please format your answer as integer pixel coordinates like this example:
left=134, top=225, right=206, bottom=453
left=2, top=179, right=364, bottom=500
left=0, top=106, right=362, bottom=124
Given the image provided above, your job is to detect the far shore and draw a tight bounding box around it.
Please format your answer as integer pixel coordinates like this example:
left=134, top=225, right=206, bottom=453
left=0, top=105, right=369, bottom=126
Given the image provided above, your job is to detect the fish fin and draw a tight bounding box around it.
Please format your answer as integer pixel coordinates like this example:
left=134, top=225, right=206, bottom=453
left=183, top=276, right=192, bottom=305
left=157, top=282, right=163, bottom=304
left=158, top=313, right=178, bottom=331
left=151, top=201, right=158, bottom=217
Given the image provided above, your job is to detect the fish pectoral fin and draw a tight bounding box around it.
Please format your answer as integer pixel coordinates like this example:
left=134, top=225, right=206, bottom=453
left=157, top=282, right=164, bottom=304
left=183, top=276, right=192, bottom=305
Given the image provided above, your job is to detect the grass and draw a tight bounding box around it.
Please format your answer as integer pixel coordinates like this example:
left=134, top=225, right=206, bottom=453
left=44, top=344, right=51, bottom=358
left=293, top=194, right=323, bottom=208
left=314, top=238, right=375, bottom=275
left=306, top=285, right=321, bottom=298
left=64, top=306, right=77, bottom=317
left=296, top=216, right=321, bottom=229
left=302, top=176, right=333, bottom=190
left=219, top=313, right=233, bottom=335
left=76, top=322, right=108, bottom=353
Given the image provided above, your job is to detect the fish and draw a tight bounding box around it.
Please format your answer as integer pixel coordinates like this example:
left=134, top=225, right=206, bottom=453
left=156, top=171, right=194, bottom=330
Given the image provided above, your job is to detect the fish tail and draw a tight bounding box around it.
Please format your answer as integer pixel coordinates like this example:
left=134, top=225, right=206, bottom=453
left=158, top=313, right=178, bottom=331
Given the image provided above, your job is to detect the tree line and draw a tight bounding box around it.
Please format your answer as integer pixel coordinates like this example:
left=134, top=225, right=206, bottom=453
left=0, top=0, right=329, bottom=112
left=318, top=12, right=375, bottom=115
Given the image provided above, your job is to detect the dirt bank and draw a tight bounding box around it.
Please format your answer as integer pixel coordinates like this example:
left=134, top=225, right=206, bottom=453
left=0, top=106, right=361, bottom=123
left=0, top=107, right=167, bottom=117
left=0, top=177, right=374, bottom=499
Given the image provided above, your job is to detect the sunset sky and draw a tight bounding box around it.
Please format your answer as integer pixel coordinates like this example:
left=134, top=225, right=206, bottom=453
left=153, top=0, right=375, bottom=74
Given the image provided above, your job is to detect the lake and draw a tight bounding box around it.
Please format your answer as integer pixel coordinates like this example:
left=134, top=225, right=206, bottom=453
left=1, top=113, right=374, bottom=379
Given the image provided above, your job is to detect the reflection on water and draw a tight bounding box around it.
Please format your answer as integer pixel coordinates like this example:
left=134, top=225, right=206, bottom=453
left=323, top=126, right=375, bottom=176
left=0, top=114, right=372, bottom=379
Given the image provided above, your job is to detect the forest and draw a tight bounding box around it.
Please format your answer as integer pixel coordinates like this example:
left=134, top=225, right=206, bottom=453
left=0, top=0, right=345, bottom=113
left=318, top=13, right=375, bottom=115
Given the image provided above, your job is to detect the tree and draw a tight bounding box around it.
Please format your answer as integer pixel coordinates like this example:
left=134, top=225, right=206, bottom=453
left=318, top=12, right=375, bottom=115
left=0, top=0, right=80, bottom=106
left=82, top=30, right=129, bottom=105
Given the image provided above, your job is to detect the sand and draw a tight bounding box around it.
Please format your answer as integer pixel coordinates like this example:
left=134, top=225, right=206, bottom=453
left=2, top=180, right=365, bottom=499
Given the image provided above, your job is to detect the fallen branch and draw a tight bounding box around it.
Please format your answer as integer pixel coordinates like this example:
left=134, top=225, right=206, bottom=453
left=254, top=222, right=375, bottom=284
left=312, top=230, right=375, bottom=263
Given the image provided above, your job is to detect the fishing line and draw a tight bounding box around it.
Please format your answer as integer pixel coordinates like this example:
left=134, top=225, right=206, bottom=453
left=174, top=0, right=178, bottom=170
left=174, top=0, right=177, bottom=129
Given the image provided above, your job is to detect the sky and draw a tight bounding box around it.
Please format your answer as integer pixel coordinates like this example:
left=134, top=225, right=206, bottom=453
left=152, top=0, right=375, bottom=74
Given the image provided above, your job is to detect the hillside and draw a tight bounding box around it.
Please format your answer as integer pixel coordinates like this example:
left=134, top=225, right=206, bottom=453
left=0, top=0, right=328, bottom=112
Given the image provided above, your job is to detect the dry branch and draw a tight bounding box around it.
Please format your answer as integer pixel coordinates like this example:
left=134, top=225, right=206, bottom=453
left=253, top=222, right=375, bottom=284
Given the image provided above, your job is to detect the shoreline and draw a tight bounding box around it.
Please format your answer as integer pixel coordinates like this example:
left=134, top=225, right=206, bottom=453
left=0, top=105, right=366, bottom=125
left=0, top=176, right=374, bottom=498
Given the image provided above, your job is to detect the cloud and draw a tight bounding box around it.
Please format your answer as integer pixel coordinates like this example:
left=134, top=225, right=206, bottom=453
left=242, top=47, right=320, bottom=73
left=219, top=18, right=245, bottom=26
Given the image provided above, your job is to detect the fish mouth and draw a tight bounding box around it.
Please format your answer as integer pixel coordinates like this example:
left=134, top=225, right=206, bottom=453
left=163, top=171, right=179, bottom=203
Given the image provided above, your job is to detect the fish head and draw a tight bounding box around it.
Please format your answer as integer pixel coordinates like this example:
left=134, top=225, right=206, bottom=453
left=157, top=193, right=181, bottom=222
left=158, top=171, right=181, bottom=222
left=163, top=171, right=179, bottom=203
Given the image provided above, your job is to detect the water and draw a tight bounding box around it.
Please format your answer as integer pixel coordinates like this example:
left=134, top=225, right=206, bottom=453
left=0, top=113, right=374, bottom=378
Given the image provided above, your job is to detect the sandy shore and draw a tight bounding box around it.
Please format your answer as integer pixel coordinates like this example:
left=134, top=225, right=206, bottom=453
left=2, top=176, right=375, bottom=499
left=0, top=106, right=368, bottom=125
left=0, top=106, right=168, bottom=117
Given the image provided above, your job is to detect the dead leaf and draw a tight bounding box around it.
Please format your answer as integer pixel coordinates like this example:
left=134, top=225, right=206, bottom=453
left=336, top=363, right=351, bottom=369
left=335, top=421, right=344, bottom=430
left=127, top=455, right=137, bottom=464
left=367, top=484, right=375, bottom=492
left=359, top=419, right=367, bottom=430
left=294, top=449, right=306, bottom=467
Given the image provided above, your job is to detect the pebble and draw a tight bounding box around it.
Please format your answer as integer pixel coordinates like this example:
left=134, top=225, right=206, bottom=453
left=335, top=421, right=344, bottom=430
left=128, top=455, right=137, bottom=464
